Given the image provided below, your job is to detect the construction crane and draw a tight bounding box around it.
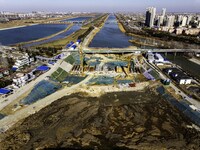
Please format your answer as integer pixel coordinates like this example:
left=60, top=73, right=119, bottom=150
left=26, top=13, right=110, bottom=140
left=78, top=43, right=84, bottom=75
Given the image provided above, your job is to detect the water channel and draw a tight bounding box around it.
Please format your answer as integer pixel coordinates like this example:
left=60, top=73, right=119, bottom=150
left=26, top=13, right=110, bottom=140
left=89, top=15, right=133, bottom=48
left=61, top=16, right=92, bottom=22
left=0, top=24, right=68, bottom=45
left=23, top=24, right=81, bottom=47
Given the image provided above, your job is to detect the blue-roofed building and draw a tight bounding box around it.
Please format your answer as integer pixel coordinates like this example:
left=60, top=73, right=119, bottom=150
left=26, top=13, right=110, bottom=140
left=36, top=65, right=50, bottom=71
left=11, top=67, right=18, bottom=71
left=0, top=88, right=11, bottom=95
left=66, top=41, right=74, bottom=48
left=76, top=39, right=81, bottom=44
left=70, top=45, right=77, bottom=50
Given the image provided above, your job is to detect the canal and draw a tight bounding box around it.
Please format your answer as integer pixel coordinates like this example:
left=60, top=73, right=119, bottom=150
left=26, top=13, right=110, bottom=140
left=0, top=24, right=68, bottom=45
left=23, top=24, right=81, bottom=47
left=89, top=15, right=133, bottom=48
left=61, top=16, right=92, bottom=22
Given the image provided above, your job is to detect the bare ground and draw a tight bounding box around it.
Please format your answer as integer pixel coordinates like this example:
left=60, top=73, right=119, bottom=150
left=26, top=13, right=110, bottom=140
left=0, top=89, right=200, bottom=150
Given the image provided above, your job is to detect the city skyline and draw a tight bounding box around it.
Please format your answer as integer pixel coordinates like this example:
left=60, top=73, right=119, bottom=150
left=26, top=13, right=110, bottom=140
left=0, top=0, right=200, bottom=12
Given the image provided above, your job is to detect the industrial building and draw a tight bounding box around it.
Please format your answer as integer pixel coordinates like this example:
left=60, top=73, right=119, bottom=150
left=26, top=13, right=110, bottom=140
left=163, top=68, right=192, bottom=85
left=154, top=53, right=164, bottom=62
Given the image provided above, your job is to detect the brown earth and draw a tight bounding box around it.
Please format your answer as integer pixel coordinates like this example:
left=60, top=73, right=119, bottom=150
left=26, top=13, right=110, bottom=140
left=0, top=89, right=200, bottom=150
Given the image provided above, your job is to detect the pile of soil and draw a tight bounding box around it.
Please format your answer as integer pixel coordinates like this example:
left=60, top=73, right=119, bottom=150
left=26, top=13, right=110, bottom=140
left=0, top=90, right=199, bottom=149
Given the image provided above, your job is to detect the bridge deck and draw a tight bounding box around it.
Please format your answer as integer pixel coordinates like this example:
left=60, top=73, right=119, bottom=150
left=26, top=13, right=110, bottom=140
left=63, top=48, right=200, bottom=54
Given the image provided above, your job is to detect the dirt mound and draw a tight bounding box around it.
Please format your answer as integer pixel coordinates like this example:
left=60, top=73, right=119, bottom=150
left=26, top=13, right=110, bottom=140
left=0, top=90, right=200, bottom=150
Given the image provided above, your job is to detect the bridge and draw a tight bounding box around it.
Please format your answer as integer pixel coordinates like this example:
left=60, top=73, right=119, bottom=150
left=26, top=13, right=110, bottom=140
left=63, top=21, right=85, bottom=24
left=63, top=48, right=200, bottom=54
left=44, top=21, right=69, bottom=24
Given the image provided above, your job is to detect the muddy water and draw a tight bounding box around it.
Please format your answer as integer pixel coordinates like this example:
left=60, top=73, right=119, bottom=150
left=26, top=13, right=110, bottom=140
left=0, top=90, right=199, bottom=149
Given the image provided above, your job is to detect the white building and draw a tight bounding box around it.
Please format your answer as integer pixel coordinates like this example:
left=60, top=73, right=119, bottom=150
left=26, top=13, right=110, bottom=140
left=181, top=16, right=187, bottom=27
left=157, top=16, right=164, bottom=27
left=177, top=15, right=183, bottom=23
left=154, top=53, right=164, bottom=62
left=160, top=8, right=166, bottom=25
left=147, top=53, right=155, bottom=63
left=166, top=15, right=175, bottom=28
left=13, top=53, right=34, bottom=69
left=187, top=15, right=192, bottom=25
left=13, top=73, right=29, bottom=87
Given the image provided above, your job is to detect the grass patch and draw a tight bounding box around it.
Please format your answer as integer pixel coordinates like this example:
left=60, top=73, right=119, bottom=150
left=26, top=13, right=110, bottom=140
left=51, top=67, right=69, bottom=82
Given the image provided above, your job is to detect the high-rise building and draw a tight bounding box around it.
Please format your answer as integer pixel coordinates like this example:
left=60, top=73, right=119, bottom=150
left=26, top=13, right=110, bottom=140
left=162, top=8, right=166, bottom=17
left=159, top=8, right=166, bottom=25
left=157, top=16, right=164, bottom=27
left=145, top=7, right=156, bottom=27
left=186, top=15, right=192, bottom=25
left=166, top=15, right=175, bottom=27
left=177, top=15, right=183, bottom=23
left=181, top=16, right=187, bottom=27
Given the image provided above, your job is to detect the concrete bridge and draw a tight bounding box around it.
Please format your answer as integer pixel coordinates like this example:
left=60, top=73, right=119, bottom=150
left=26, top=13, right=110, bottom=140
left=63, top=21, right=84, bottom=24
left=64, top=48, right=200, bottom=54
left=44, top=22, right=68, bottom=24
left=84, top=49, right=200, bottom=54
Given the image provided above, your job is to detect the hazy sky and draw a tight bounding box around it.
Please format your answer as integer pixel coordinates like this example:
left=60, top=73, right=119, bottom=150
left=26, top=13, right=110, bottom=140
left=0, top=0, right=200, bottom=12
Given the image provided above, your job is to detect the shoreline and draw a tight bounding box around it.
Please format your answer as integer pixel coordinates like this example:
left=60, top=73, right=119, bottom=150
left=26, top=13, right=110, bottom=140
left=0, top=23, right=39, bottom=31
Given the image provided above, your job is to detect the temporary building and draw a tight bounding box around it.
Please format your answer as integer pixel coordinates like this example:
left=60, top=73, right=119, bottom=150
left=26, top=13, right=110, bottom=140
left=0, top=88, right=11, bottom=95
left=36, top=65, right=50, bottom=71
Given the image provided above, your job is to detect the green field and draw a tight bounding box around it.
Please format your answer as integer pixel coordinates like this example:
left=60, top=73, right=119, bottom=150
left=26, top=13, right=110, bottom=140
left=64, top=55, right=75, bottom=65
left=51, top=67, right=69, bottom=82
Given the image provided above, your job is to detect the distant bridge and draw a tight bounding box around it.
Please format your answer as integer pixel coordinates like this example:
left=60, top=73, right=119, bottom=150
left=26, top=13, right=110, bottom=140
left=44, top=21, right=68, bottom=24
left=63, top=21, right=85, bottom=24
